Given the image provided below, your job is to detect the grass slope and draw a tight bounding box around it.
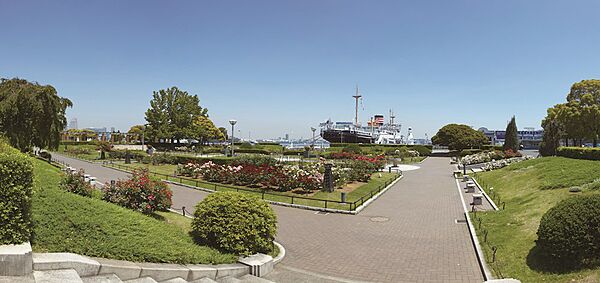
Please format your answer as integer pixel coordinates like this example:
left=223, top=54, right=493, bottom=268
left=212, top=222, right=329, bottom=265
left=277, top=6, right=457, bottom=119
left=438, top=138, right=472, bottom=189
left=31, top=159, right=236, bottom=264
left=474, top=157, right=600, bottom=282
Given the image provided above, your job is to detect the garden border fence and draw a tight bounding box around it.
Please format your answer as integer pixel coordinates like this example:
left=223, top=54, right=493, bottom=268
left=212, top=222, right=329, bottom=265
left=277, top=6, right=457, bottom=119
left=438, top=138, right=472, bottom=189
left=106, top=162, right=401, bottom=212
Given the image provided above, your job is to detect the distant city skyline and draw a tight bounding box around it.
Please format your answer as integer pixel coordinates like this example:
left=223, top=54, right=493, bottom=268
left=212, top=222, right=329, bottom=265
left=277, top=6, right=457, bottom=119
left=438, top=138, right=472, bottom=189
left=3, top=1, right=600, bottom=139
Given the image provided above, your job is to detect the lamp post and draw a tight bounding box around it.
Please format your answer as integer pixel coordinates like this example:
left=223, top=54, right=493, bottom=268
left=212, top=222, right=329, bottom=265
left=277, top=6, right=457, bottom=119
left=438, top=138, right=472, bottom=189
left=229, top=119, right=237, bottom=156
left=310, top=127, right=316, bottom=148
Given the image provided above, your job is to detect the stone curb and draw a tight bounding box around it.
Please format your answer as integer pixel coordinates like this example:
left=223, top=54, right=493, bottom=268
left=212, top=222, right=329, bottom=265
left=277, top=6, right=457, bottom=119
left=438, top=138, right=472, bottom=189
left=470, top=176, right=499, bottom=211
left=454, top=179, right=494, bottom=281
left=31, top=252, right=281, bottom=281
left=0, top=242, right=33, bottom=276
left=353, top=174, right=403, bottom=214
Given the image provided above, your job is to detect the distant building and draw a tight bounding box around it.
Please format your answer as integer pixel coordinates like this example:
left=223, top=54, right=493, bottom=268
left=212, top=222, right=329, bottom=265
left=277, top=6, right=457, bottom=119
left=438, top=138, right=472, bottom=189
left=86, top=127, right=107, bottom=133
left=68, top=118, right=78, bottom=130
left=478, top=127, right=543, bottom=149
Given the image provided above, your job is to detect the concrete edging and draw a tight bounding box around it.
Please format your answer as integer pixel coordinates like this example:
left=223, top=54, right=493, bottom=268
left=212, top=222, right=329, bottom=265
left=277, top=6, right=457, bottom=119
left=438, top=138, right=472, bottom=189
left=471, top=177, right=499, bottom=211
left=0, top=242, right=33, bottom=276
left=454, top=178, right=494, bottom=281
left=31, top=251, right=279, bottom=281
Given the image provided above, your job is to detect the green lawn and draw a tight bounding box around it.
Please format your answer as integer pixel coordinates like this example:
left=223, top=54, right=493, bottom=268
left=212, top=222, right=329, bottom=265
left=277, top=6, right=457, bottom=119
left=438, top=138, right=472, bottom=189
left=107, top=162, right=400, bottom=211
left=57, top=144, right=101, bottom=160
left=31, top=159, right=236, bottom=264
left=473, top=157, right=600, bottom=282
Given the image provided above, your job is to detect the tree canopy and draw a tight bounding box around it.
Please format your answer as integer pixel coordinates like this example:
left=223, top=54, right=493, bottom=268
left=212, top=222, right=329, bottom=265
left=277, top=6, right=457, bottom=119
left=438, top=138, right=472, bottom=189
left=431, top=124, right=488, bottom=150
left=144, top=87, right=209, bottom=142
left=191, top=115, right=225, bottom=143
left=0, top=78, right=72, bottom=151
left=541, top=79, right=600, bottom=154
left=503, top=116, right=519, bottom=152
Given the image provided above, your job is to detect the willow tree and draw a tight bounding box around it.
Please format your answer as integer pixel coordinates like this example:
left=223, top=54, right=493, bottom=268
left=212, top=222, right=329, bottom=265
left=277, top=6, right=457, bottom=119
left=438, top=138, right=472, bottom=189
left=0, top=78, right=72, bottom=151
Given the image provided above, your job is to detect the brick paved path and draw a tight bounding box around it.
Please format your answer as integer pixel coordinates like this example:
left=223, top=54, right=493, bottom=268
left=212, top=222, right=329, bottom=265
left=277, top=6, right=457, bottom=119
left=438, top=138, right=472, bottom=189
left=52, top=154, right=483, bottom=283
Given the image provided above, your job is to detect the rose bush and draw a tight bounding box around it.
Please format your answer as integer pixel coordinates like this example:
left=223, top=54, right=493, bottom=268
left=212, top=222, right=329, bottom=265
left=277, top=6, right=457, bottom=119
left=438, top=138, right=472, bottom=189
left=102, top=168, right=172, bottom=214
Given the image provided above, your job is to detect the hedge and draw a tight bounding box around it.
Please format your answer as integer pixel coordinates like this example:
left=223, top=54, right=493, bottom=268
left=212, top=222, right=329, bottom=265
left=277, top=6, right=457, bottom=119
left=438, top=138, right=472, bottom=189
left=536, top=194, right=600, bottom=268
left=234, top=149, right=270, bottom=155
left=60, top=141, right=98, bottom=145
left=556, top=147, right=600, bottom=161
left=0, top=141, right=34, bottom=245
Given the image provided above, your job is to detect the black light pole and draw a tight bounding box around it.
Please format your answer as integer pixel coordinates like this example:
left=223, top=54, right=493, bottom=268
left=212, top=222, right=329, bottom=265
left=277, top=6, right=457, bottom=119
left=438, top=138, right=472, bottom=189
left=229, top=119, right=237, bottom=156
left=311, top=127, right=316, bottom=148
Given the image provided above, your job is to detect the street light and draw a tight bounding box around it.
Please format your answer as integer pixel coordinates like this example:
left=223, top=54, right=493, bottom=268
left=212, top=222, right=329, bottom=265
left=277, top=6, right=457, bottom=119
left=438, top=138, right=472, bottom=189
left=229, top=119, right=237, bottom=156
left=310, top=127, right=316, bottom=148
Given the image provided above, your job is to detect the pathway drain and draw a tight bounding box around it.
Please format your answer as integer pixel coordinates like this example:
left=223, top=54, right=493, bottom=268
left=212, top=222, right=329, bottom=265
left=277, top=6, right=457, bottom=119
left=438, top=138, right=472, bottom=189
left=455, top=219, right=467, bottom=224
left=370, top=216, right=389, bottom=222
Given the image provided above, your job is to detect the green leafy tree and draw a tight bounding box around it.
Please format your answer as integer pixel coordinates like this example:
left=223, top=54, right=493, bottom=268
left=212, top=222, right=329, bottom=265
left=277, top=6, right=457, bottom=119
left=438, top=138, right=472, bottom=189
left=144, top=87, right=208, bottom=142
left=0, top=78, right=72, bottom=151
left=540, top=106, right=563, bottom=156
left=218, top=127, right=228, bottom=140
left=431, top=124, right=489, bottom=150
left=191, top=116, right=225, bottom=144
left=503, top=116, right=519, bottom=152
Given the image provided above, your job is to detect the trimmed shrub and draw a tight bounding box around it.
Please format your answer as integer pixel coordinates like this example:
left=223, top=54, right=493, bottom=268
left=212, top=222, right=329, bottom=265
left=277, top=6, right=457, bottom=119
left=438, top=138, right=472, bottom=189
left=191, top=192, right=277, bottom=256
left=411, top=145, right=432, bottom=156
left=536, top=194, right=600, bottom=268
left=39, top=151, right=52, bottom=160
left=102, top=168, right=172, bottom=214
left=234, top=148, right=270, bottom=155
left=0, top=141, right=34, bottom=244
left=556, top=146, right=600, bottom=161
left=60, top=170, right=94, bottom=197
left=342, top=144, right=363, bottom=154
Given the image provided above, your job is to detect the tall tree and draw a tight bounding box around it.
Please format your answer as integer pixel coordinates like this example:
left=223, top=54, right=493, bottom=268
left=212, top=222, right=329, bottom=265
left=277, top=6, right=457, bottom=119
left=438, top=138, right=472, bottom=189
left=218, top=127, right=228, bottom=140
left=540, top=108, right=562, bottom=156
left=431, top=124, right=489, bottom=150
left=0, top=78, right=72, bottom=151
left=191, top=116, right=225, bottom=144
left=144, top=87, right=208, bottom=142
left=503, top=116, right=519, bottom=152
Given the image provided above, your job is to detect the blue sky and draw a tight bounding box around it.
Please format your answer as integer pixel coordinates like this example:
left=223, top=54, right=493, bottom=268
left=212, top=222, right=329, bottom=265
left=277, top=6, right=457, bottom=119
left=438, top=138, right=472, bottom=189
left=2, top=1, right=600, bottom=140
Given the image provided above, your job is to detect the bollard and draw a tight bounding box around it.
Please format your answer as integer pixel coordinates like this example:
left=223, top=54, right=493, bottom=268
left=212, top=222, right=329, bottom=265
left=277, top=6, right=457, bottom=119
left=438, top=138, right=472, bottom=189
left=182, top=206, right=186, bottom=217
left=341, top=192, right=347, bottom=203
left=388, top=167, right=392, bottom=173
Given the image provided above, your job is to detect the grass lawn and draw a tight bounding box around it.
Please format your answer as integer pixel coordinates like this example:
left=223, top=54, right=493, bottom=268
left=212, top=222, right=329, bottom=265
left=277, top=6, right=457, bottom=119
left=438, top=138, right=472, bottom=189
left=108, top=162, right=400, bottom=211
left=31, top=158, right=236, bottom=264
left=473, top=157, right=600, bottom=282
left=57, top=144, right=101, bottom=160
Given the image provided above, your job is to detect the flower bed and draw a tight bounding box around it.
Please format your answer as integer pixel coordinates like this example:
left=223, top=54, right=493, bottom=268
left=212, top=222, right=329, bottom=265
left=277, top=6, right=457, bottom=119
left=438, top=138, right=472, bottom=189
left=461, top=150, right=522, bottom=165
left=177, top=154, right=385, bottom=193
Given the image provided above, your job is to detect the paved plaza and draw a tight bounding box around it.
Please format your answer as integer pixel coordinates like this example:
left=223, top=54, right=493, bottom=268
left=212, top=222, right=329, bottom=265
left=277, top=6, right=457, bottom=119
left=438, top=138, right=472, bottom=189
left=52, top=154, right=484, bottom=283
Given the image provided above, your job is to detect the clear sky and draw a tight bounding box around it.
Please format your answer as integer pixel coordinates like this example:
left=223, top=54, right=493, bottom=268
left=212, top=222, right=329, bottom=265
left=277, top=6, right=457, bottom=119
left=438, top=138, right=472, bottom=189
left=2, top=1, right=600, bottom=140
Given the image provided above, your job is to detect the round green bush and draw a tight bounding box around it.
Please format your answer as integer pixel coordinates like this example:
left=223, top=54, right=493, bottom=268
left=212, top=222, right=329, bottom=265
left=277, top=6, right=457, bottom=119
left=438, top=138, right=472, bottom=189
left=536, top=194, right=600, bottom=267
left=191, top=192, right=277, bottom=256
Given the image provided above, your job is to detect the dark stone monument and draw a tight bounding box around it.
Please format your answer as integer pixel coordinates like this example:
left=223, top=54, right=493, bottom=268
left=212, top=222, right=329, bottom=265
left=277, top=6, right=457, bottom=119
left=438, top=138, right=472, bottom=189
left=124, top=150, right=131, bottom=164
left=323, top=163, right=334, bottom=192
left=341, top=192, right=347, bottom=203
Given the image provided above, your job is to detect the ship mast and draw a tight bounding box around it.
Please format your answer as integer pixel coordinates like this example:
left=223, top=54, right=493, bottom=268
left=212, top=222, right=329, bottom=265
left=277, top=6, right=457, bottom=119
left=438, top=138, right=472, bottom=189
left=353, top=85, right=362, bottom=126
left=389, top=109, right=395, bottom=125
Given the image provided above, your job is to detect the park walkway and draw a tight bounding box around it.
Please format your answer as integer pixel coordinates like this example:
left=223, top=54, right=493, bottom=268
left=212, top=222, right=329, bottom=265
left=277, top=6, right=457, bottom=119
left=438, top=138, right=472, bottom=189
left=51, top=154, right=483, bottom=283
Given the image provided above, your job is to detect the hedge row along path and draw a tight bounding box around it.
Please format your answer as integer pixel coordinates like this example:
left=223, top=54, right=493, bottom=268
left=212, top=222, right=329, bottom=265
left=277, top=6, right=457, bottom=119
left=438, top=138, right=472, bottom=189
left=51, top=153, right=483, bottom=283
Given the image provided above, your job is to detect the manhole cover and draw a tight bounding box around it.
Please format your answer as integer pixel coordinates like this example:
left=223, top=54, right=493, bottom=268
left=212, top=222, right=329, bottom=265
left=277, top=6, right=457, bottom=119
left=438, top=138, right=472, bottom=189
left=370, top=216, right=389, bottom=222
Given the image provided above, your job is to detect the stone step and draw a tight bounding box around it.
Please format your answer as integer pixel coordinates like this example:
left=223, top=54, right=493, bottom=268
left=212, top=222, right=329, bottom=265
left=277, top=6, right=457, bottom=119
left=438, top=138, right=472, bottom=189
left=0, top=274, right=35, bottom=283
left=123, top=277, right=158, bottom=283
left=82, top=274, right=123, bottom=283
left=159, top=278, right=188, bottom=283
left=215, top=276, right=241, bottom=283
left=189, top=278, right=218, bottom=283
left=33, top=269, right=83, bottom=283
left=237, top=275, right=274, bottom=283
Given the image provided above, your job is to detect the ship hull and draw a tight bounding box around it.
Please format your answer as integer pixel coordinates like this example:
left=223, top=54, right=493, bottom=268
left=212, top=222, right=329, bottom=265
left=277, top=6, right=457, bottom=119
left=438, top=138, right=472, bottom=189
left=321, top=129, right=373, bottom=143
